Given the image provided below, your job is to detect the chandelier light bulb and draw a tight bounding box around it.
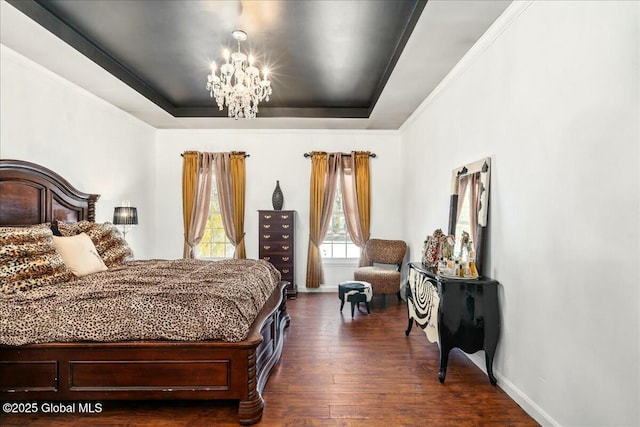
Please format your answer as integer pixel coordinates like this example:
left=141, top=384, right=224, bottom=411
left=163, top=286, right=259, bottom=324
left=205, top=30, right=273, bottom=119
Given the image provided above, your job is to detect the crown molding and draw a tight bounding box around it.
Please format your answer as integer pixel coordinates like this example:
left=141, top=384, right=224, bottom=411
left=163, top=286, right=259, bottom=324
left=399, top=0, right=535, bottom=134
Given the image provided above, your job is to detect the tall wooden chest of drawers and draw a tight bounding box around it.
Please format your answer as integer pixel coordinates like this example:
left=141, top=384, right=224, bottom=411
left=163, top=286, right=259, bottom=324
left=258, top=210, right=297, bottom=298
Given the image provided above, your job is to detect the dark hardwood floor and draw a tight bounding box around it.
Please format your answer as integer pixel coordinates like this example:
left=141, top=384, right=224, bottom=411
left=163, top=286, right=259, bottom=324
left=1, top=293, right=538, bottom=426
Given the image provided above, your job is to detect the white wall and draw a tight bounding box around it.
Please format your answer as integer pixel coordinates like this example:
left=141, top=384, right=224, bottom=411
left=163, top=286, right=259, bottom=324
left=401, top=1, right=639, bottom=426
left=3, top=2, right=639, bottom=423
left=0, top=45, right=157, bottom=259
left=154, top=129, right=402, bottom=289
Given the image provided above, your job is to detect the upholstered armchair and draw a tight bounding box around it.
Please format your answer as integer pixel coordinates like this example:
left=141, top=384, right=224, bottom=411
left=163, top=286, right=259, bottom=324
left=354, top=239, right=407, bottom=307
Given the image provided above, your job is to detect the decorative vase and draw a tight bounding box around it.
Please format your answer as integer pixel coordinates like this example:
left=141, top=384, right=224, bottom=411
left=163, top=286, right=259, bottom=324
left=272, top=180, right=284, bottom=210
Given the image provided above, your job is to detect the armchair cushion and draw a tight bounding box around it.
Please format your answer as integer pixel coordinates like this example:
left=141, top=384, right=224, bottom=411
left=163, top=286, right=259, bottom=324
left=354, top=238, right=407, bottom=297
left=354, top=267, right=401, bottom=296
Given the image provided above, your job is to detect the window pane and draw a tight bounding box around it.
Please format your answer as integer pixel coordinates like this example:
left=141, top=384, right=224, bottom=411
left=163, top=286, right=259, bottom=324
left=212, top=228, right=226, bottom=242
left=320, top=243, right=332, bottom=258
left=321, top=182, right=358, bottom=259
left=332, top=243, right=347, bottom=258
left=196, top=176, right=233, bottom=260
left=346, top=243, right=360, bottom=258
left=197, top=242, right=210, bottom=258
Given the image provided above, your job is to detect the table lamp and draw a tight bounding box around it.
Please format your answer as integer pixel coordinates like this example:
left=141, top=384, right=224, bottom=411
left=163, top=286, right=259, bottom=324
left=113, top=201, right=138, bottom=239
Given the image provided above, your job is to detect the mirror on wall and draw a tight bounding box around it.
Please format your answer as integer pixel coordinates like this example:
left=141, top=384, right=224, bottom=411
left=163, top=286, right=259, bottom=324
left=447, top=157, right=491, bottom=275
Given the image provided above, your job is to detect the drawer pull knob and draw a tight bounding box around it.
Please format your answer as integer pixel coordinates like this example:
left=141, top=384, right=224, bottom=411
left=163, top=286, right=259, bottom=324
left=282, top=269, right=290, bottom=274
left=282, top=234, right=290, bottom=239
left=263, top=224, right=271, bottom=229
left=282, top=256, right=290, bottom=262
left=282, top=245, right=290, bottom=250
left=263, top=245, right=271, bottom=250
left=263, top=256, right=271, bottom=261
left=281, top=214, right=289, bottom=219
left=282, top=224, right=290, bottom=229
left=263, top=234, right=271, bottom=239
left=264, top=214, right=272, bottom=219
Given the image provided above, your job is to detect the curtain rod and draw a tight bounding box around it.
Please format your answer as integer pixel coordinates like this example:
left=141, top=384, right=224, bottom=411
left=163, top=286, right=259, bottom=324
left=180, top=152, right=249, bottom=157
left=303, top=152, right=376, bottom=158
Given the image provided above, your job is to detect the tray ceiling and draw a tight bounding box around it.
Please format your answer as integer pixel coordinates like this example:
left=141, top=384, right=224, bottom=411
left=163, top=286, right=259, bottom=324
left=1, top=0, right=512, bottom=129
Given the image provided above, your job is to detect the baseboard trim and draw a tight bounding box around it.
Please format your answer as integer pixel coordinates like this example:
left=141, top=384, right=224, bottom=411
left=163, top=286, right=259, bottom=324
left=466, top=352, right=559, bottom=427
left=297, top=285, right=338, bottom=293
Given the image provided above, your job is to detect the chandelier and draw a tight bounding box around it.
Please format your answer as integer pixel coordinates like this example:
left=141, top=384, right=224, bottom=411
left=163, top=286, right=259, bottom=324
left=206, top=30, right=272, bottom=119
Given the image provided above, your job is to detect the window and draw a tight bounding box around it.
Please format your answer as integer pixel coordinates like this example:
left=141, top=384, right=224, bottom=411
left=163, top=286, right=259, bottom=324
left=320, top=183, right=360, bottom=259
left=197, top=177, right=234, bottom=259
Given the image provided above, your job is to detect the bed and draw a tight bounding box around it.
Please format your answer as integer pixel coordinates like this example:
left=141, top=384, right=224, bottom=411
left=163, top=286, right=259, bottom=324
left=0, top=159, right=290, bottom=425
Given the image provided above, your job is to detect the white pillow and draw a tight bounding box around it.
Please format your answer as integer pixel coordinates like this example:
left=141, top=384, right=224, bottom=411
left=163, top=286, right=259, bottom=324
left=53, top=233, right=108, bottom=277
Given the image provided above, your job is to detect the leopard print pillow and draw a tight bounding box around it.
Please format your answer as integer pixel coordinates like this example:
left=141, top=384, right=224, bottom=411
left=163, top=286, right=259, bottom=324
left=57, top=220, right=93, bottom=236
left=58, top=221, right=134, bottom=267
left=0, top=225, right=74, bottom=295
left=85, top=222, right=134, bottom=267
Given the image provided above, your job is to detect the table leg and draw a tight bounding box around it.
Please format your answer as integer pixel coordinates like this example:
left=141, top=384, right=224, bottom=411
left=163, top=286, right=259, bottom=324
left=405, top=295, right=414, bottom=336
left=485, top=350, right=497, bottom=386
left=405, top=316, right=413, bottom=336
left=438, top=344, right=451, bottom=383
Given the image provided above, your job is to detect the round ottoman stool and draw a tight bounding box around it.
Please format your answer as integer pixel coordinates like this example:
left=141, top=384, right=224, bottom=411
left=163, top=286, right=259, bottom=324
left=338, top=281, right=373, bottom=318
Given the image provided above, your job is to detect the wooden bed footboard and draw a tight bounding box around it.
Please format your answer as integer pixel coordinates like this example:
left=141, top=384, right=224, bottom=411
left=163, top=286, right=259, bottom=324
left=0, top=282, right=290, bottom=425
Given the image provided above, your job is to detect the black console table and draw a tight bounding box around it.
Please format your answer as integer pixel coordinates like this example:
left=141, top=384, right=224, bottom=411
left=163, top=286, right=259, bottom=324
left=406, top=262, right=500, bottom=385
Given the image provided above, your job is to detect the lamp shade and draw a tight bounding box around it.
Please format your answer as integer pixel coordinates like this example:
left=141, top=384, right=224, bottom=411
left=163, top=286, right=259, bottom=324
left=113, top=207, right=138, bottom=225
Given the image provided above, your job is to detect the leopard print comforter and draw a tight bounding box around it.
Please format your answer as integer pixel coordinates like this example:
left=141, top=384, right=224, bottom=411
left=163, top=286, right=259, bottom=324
left=0, top=258, right=281, bottom=346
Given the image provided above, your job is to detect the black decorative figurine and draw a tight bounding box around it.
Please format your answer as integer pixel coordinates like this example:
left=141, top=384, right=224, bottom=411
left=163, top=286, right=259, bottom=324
left=272, top=180, right=284, bottom=210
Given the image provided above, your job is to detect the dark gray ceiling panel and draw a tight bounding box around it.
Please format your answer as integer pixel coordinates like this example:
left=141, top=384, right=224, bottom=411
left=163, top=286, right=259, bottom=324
left=9, top=0, right=426, bottom=118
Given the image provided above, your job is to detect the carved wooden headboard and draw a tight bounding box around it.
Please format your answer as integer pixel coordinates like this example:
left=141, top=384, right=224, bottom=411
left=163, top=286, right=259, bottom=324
left=0, top=159, right=100, bottom=226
